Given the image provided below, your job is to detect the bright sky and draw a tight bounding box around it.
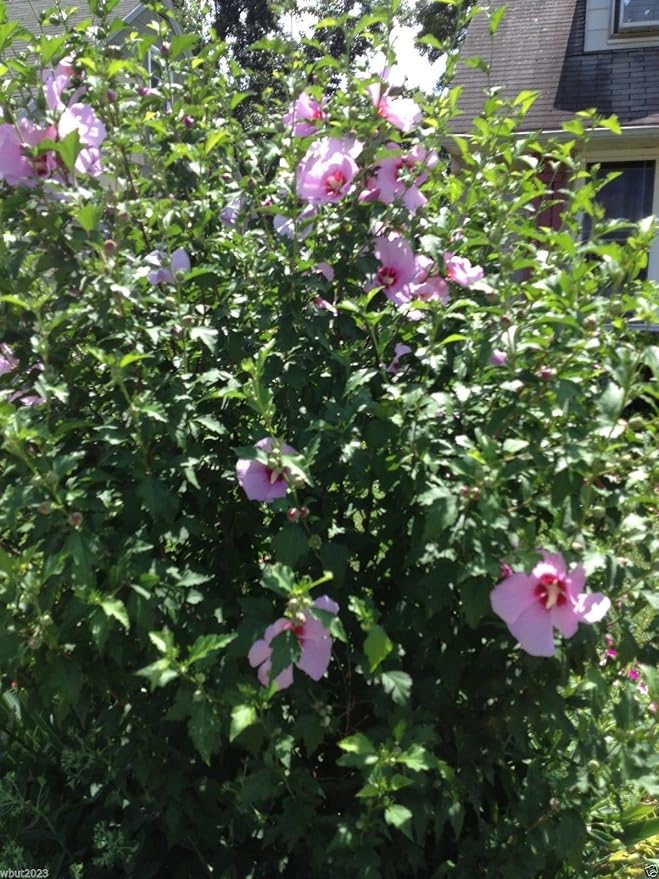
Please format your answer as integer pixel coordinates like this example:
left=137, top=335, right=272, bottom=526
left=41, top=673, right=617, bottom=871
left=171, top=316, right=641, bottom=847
left=286, top=7, right=445, bottom=93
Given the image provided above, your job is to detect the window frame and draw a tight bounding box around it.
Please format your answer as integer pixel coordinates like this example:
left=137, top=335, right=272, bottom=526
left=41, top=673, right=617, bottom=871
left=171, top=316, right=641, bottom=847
left=612, top=0, right=659, bottom=36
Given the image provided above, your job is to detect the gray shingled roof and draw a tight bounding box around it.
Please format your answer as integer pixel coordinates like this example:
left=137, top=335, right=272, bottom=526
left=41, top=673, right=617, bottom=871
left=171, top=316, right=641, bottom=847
left=4, top=1, right=143, bottom=32
left=452, top=0, right=659, bottom=134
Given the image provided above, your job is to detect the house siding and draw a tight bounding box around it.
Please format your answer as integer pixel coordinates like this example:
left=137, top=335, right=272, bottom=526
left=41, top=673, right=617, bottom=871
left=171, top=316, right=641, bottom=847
left=4, top=1, right=141, bottom=32
left=453, top=0, right=659, bottom=133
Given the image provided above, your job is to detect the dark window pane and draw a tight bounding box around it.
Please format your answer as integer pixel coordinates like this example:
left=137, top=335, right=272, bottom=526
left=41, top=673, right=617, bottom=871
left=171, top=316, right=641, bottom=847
left=621, top=0, right=659, bottom=24
left=583, top=160, right=655, bottom=280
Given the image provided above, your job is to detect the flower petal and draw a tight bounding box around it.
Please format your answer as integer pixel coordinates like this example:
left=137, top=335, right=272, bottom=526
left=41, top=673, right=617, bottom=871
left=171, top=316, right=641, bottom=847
left=312, top=595, right=339, bottom=615
left=297, top=628, right=332, bottom=680
left=248, top=638, right=271, bottom=668
left=490, top=572, right=537, bottom=625
left=574, top=592, right=611, bottom=624
left=507, top=601, right=556, bottom=657
left=549, top=603, right=580, bottom=639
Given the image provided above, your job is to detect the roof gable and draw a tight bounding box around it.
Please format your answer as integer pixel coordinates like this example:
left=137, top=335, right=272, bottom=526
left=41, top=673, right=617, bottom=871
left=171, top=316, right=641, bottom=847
left=4, top=1, right=143, bottom=33
left=453, top=0, right=659, bottom=133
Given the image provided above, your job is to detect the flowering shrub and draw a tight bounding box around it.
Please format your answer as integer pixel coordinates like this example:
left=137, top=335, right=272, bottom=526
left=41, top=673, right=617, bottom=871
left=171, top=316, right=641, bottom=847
left=0, top=1, right=657, bottom=876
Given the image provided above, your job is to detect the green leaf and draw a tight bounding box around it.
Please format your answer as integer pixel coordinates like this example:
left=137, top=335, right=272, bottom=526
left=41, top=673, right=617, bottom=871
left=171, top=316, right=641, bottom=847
left=54, top=129, right=81, bottom=174
left=384, top=804, right=413, bottom=840
left=169, top=33, right=198, bottom=58
left=272, top=524, right=309, bottom=567
left=196, top=415, right=226, bottom=434
left=380, top=671, right=412, bottom=704
left=502, top=438, right=529, bottom=454
left=269, top=629, right=301, bottom=682
left=149, top=630, right=175, bottom=654
left=118, top=352, right=150, bottom=369
left=75, top=203, right=104, bottom=233
left=188, top=697, right=221, bottom=764
left=261, top=563, right=295, bottom=596
left=397, top=744, right=434, bottom=772
left=598, top=382, right=624, bottom=422
left=489, top=5, right=508, bottom=36
left=364, top=625, right=393, bottom=672
left=230, top=704, right=258, bottom=742
left=99, top=597, right=129, bottom=631
left=338, top=732, right=375, bottom=754
left=186, top=633, right=236, bottom=666
left=135, top=658, right=178, bottom=690
left=189, top=326, right=218, bottom=352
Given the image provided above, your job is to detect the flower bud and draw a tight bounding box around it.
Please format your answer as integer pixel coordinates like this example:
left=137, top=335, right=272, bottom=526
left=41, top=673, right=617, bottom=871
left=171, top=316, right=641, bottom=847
left=182, top=114, right=195, bottom=129
left=106, top=88, right=117, bottom=103
left=539, top=366, right=555, bottom=381
left=549, top=797, right=560, bottom=811
left=161, top=41, right=170, bottom=56
left=287, top=507, right=301, bottom=523
left=299, top=506, right=310, bottom=519
left=103, top=239, right=117, bottom=256
left=69, top=511, right=83, bottom=527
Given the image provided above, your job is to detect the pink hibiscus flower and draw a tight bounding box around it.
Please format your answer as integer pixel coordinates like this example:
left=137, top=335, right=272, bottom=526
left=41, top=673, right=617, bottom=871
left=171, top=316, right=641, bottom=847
left=0, top=344, right=19, bottom=376
left=375, top=143, right=438, bottom=214
left=407, top=255, right=449, bottom=306
left=273, top=203, right=317, bottom=240
left=489, top=349, right=508, bottom=366
left=283, top=91, right=326, bottom=137
left=236, top=436, right=298, bottom=503
left=367, top=57, right=422, bottom=134
left=248, top=595, right=339, bottom=689
left=370, top=233, right=418, bottom=307
left=490, top=551, right=610, bottom=657
left=296, top=137, right=363, bottom=204
left=0, top=57, right=106, bottom=186
left=146, top=248, right=190, bottom=284
left=386, top=343, right=413, bottom=374
left=0, top=120, right=57, bottom=186
left=444, top=252, right=485, bottom=288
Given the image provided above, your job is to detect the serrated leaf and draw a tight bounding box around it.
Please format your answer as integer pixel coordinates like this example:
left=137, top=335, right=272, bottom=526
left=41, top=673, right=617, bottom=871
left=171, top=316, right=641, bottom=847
left=269, top=629, right=301, bottom=682
left=99, top=598, right=129, bottom=630
left=135, top=658, right=178, bottom=690
left=397, top=744, right=433, bottom=772
left=384, top=804, right=413, bottom=840
left=186, top=633, right=236, bottom=666
left=364, top=625, right=393, bottom=672
left=188, top=697, right=221, bottom=764
left=261, top=563, right=295, bottom=596
left=380, top=670, right=412, bottom=704
left=230, top=704, right=258, bottom=742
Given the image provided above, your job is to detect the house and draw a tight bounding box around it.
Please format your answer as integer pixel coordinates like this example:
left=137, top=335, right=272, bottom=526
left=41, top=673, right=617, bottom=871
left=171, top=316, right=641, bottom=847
left=4, top=1, right=176, bottom=37
left=4, top=0, right=180, bottom=85
left=452, top=0, right=659, bottom=283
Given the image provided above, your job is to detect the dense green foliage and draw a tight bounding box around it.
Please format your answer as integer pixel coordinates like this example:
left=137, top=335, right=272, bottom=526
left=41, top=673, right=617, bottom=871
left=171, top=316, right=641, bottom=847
left=0, top=1, right=657, bottom=877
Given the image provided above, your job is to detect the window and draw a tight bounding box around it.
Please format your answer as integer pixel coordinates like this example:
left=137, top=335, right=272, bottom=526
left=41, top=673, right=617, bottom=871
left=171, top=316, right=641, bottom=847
left=583, top=160, right=655, bottom=280
left=613, top=0, right=659, bottom=34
